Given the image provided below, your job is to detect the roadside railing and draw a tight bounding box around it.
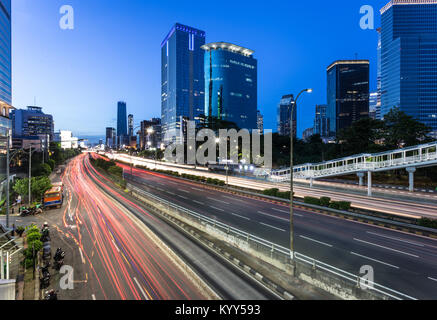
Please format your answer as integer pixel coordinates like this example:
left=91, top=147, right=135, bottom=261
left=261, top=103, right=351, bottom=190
left=127, top=180, right=416, bottom=300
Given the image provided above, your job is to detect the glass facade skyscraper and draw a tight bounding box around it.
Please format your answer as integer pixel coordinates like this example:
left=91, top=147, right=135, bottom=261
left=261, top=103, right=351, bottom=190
left=327, top=60, right=370, bottom=136
left=202, top=42, right=257, bottom=130
left=314, top=104, right=329, bottom=138
left=117, top=101, right=127, bottom=146
left=0, top=0, right=11, bottom=200
left=161, top=23, right=206, bottom=144
left=380, top=0, right=437, bottom=136
left=277, top=94, right=296, bottom=137
left=0, top=0, right=10, bottom=106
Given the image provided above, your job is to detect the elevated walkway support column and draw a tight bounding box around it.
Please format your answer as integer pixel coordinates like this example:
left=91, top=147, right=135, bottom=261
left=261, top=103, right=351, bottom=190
left=310, top=178, right=314, bottom=188
left=367, top=171, right=372, bottom=197
left=357, top=172, right=365, bottom=186
left=406, top=167, right=416, bottom=192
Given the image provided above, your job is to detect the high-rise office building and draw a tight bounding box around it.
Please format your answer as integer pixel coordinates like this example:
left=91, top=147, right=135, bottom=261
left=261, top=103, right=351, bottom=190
left=202, top=42, right=258, bottom=130
left=314, top=104, right=329, bottom=138
left=11, top=107, right=54, bottom=139
left=0, top=0, right=11, bottom=190
left=106, top=127, right=116, bottom=148
left=277, top=94, right=296, bottom=137
left=257, top=110, right=264, bottom=132
left=128, top=114, right=134, bottom=137
left=117, top=101, right=127, bottom=147
left=327, top=60, right=370, bottom=136
left=161, top=23, right=206, bottom=144
left=380, top=0, right=437, bottom=136
left=369, top=92, right=378, bottom=120
left=0, top=0, right=11, bottom=107
left=376, top=28, right=382, bottom=120
left=140, top=118, right=162, bottom=150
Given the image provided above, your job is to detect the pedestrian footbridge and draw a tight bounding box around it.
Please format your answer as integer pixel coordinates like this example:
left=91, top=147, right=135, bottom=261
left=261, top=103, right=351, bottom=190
left=269, top=141, right=437, bottom=196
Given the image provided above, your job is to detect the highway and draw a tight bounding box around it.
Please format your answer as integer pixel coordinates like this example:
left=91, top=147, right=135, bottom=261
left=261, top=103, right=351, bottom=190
left=55, top=154, right=280, bottom=300
left=116, top=160, right=437, bottom=300
left=108, top=153, right=437, bottom=220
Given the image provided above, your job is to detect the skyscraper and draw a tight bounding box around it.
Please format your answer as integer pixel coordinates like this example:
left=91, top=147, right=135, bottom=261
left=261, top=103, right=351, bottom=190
left=0, top=0, right=12, bottom=194
left=202, top=42, right=258, bottom=130
left=376, top=28, right=382, bottom=120
left=0, top=0, right=11, bottom=107
left=327, top=60, right=370, bottom=136
left=128, top=114, right=134, bottom=137
left=369, top=92, right=378, bottom=120
left=257, top=110, right=264, bottom=132
left=380, top=0, right=437, bottom=136
left=161, top=23, right=206, bottom=144
left=117, top=101, right=127, bottom=147
left=314, top=104, right=329, bottom=138
left=106, top=127, right=116, bottom=148
left=277, top=94, right=296, bottom=137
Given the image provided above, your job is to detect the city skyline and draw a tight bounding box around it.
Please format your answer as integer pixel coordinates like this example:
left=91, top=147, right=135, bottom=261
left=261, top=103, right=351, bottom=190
left=11, top=0, right=387, bottom=137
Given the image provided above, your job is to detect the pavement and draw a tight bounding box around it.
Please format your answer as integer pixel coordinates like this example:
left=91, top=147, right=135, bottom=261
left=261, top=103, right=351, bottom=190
left=117, top=162, right=437, bottom=300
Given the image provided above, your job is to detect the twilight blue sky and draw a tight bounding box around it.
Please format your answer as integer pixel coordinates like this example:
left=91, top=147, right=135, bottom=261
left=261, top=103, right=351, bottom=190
left=12, top=0, right=388, bottom=137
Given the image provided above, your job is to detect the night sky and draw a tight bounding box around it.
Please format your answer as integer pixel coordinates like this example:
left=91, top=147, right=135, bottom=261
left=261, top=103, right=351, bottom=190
left=12, top=0, right=389, bottom=137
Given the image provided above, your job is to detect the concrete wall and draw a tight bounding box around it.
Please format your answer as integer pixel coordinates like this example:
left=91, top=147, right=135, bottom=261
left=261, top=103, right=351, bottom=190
left=0, top=280, right=16, bottom=300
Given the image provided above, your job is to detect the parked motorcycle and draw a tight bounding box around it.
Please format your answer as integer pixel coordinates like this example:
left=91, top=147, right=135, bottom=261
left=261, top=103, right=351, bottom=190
left=53, top=248, right=65, bottom=271
left=44, top=289, right=58, bottom=300
left=39, top=265, right=51, bottom=289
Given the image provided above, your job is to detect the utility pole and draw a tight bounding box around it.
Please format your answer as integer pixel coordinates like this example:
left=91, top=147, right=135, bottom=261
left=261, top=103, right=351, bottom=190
left=5, top=132, right=10, bottom=228
left=289, top=88, right=312, bottom=264
left=29, top=145, right=32, bottom=207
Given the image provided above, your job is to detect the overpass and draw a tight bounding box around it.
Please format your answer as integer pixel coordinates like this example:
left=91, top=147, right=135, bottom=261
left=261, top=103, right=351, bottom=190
left=269, top=141, right=437, bottom=196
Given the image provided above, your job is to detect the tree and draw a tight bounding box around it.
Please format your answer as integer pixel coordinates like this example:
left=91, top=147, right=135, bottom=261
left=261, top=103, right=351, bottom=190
left=13, top=177, right=52, bottom=202
left=31, top=176, right=52, bottom=201
left=336, top=118, right=386, bottom=156
left=32, top=163, right=52, bottom=177
left=383, top=108, right=432, bottom=149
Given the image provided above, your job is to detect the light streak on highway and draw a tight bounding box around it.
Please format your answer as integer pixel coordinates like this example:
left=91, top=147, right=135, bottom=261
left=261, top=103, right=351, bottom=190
left=59, top=154, right=208, bottom=300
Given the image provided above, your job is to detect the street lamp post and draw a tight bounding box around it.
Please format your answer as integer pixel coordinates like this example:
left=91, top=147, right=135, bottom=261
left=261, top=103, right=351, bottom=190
left=289, top=88, right=312, bottom=264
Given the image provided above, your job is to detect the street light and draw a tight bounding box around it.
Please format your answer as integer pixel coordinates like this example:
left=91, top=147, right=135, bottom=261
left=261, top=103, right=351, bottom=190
left=289, top=88, right=312, bottom=265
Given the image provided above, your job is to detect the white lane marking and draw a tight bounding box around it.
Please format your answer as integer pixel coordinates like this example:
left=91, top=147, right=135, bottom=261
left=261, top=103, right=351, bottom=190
left=178, top=189, right=190, bottom=193
left=207, top=197, right=230, bottom=205
left=177, top=195, right=188, bottom=200
left=354, top=238, right=420, bottom=258
left=79, top=248, right=85, bottom=264
left=231, top=213, right=251, bottom=221
left=91, top=294, right=96, bottom=300
left=260, top=222, right=285, bottom=232
left=271, top=208, right=289, bottom=214
left=351, top=252, right=399, bottom=269
left=428, top=277, right=437, bottom=282
left=112, top=240, right=120, bottom=253
left=191, top=187, right=205, bottom=192
left=166, top=191, right=175, bottom=195
left=257, top=211, right=290, bottom=222
left=192, top=200, right=204, bottom=205
left=222, top=196, right=247, bottom=203
left=366, top=231, right=425, bottom=247
left=209, top=205, right=225, bottom=212
left=133, top=277, right=149, bottom=300
left=300, top=235, right=333, bottom=248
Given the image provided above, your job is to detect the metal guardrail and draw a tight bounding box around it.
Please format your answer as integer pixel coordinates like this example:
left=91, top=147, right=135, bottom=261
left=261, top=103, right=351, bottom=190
left=127, top=182, right=416, bottom=300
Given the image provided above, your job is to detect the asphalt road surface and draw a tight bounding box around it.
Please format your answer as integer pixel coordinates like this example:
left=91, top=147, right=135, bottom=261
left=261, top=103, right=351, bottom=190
left=116, top=160, right=437, bottom=300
